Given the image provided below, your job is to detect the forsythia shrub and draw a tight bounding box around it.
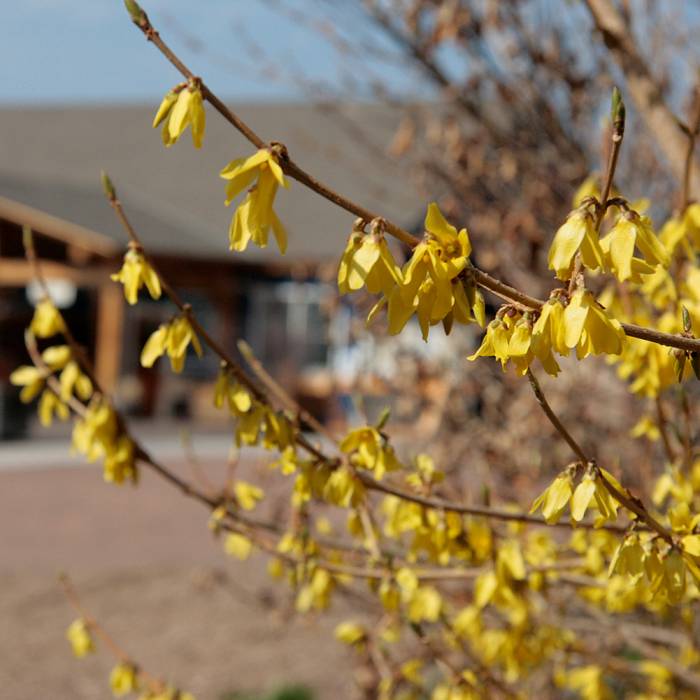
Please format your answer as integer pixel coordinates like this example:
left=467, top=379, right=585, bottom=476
left=13, top=2, right=700, bottom=698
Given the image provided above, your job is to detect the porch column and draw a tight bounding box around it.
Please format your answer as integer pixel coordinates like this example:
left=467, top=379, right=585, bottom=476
left=94, top=283, right=124, bottom=392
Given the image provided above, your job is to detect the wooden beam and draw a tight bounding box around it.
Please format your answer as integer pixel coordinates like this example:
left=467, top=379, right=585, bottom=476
left=94, top=283, right=124, bottom=392
left=0, top=258, right=111, bottom=287
left=0, top=196, right=119, bottom=257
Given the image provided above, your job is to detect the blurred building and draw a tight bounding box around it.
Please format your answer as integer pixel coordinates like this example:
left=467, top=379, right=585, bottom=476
left=0, top=104, right=421, bottom=436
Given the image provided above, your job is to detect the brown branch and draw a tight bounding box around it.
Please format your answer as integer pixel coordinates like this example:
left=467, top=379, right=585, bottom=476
left=583, top=0, right=700, bottom=199
left=680, top=85, right=700, bottom=212
left=655, top=396, right=678, bottom=465
left=526, top=369, right=588, bottom=463
left=525, top=370, right=674, bottom=544
left=123, top=9, right=700, bottom=355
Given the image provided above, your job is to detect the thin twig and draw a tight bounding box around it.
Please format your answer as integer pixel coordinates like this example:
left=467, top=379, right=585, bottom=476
left=126, top=10, right=700, bottom=354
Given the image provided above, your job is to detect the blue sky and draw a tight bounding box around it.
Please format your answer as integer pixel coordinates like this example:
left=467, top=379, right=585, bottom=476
left=0, top=0, right=419, bottom=105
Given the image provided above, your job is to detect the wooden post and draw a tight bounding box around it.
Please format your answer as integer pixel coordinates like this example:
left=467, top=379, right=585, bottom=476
left=94, top=283, right=124, bottom=392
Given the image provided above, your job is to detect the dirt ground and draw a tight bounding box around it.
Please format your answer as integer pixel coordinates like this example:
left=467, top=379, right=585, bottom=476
left=0, top=444, right=356, bottom=700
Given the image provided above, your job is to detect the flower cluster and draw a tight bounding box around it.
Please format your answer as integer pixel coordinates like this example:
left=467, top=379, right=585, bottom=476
left=469, top=286, right=626, bottom=375
left=220, top=148, right=289, bottom=253
left=140, top=314, right=202, bottom=373
left=530, top=462, right=622, bottom=526
left=548, top=198, right=668, bottom=283
left=111, top=247, right=161, bottom=305
left=339, top=204, right=484, bottom=341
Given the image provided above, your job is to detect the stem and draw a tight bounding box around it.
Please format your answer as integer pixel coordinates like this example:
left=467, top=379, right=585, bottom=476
left=526, top=370, right=674, bottom=544
left=127, top=12, right=700, bottom=355
left=526, top=369, right=588, bottom=463
left=681, top=85, right=700, bottom=212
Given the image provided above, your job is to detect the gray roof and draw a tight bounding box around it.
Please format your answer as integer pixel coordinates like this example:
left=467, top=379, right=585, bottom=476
left=0, top=103, right=422, bottom=262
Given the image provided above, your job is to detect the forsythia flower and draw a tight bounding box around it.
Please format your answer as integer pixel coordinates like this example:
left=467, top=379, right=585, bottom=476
left=30, top=298, right=64, bottom=337
left=531, top=297, right=569, bottom=357
left=337, top=225, right=401, bottom=296
left=556, top=665, right=613, bottom=700
left=58, top=360, right=93, bottom=402
left=530, top=471, right=574, bottom=524
left=65, top=618, right=94, bottom=658
left=531, top=465, right=623, bottom=525
left=103, top=435, right=138, bottom=484
left=334, top=621, right=367, bottom=645
left=570, top=466, right=620, bottom=524
left=224, top=532, right=253, bottom=560
left=38, top=389, right=70, bottom=427
left=468, top=311, right=560, bottom=376
left=233, top=480, right=264, bottom=511
left=372, top=203, right=483, bottom=340
left=340, top=425, right=401, bottom=478
left=72, top=397, right=138, bottom=484
left=109, top=662, right=139, bottom=697
left=660, top=202, right=700, bottom=254
left=563, top=289, right=625, bottom=357
left=599, top=210, right=669, bottom=282
left=220, top=148, right=289, bottom=254
left=153, top=82, right=206, bottom=148
left=141, top=315, right=203, bottom=373
left=10, top=364, right=45, bottom=402
left=111, top=247, right=161, bottom=305
left=548, top=208, right=603, bottom=280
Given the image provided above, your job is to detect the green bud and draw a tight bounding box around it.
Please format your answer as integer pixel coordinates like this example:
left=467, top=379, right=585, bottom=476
left=101, top=170, right=116, bottom=200
left=375, top=406, right=391, bottom=431
left=124, top=0, right=147, bottom=26
left=682, top=305, right=692, bottom=333
left=611, top=86, right=626, bottom=129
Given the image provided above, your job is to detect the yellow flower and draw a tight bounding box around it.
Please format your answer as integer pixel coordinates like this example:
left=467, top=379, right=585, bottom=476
left=340, top=425, right=401, bottom=478
left=469, top=311, right=560, bottom=376
left=109, top=662, right=139, bottom=697
left=531, top=297, right=569, bottom=357
left=41, top=344, right=71, bottom=370
left=224, top=532, right=252, bottom=560
left=548, top=208, right=603, bottom=280
left=153, top=83, right=206, bottom=148
left=334, top=621, right=366, bottom=645
left=220, top=149, right=289, bottom=254
left=608, top=533, right=646, bottom=582
left=373, top=203, right=481, bottom=341
left=58, top=360, right=93, bottom=402
left=530, top=471, right=574, bottom=524
left=111, top=248, right=161, bottom=305
left=468, top=317, right=512, bottom=368
left=103, top=435, right=138, bottom=485
left=140, top=315, right=203, bottom=373
left=570, top=466, right=619, bottom=524
left=30, top=298, right=64, bottom=338
left=72, top=396, right=119, bottom=462
left=38, top=390, right=70, bottom=427
left=557, top=665, right=613, bottom=700
left=337, top=227, right=401, bottom=296
left=213, top=365, right=253, bottom=415
left=599, top=211, right=669, bottom=282
left=233, top=481, right=264, bottom=511
left=10, top=365, right=45, bottom=402
left=65, top=618, right=94, bottom=658
left=563, top=289, right=625, bottom=357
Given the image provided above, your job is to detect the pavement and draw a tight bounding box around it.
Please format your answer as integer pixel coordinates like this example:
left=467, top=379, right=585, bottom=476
left=0, top=431, right=355, bottom=700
